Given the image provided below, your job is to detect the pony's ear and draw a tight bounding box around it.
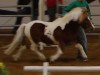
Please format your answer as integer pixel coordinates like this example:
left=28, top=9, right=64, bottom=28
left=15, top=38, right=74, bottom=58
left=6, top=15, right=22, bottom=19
left=81, top=7, right=88, bottom=14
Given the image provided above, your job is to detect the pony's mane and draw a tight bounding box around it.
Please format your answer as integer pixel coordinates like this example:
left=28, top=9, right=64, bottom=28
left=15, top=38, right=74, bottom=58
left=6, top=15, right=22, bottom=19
left=52, top=7, right=84, bottom=30
left=62, top=7, right=83, bottom=22
left=44, top=7, right=85, bottom=38
left=25, top=7, right=85, bottom=38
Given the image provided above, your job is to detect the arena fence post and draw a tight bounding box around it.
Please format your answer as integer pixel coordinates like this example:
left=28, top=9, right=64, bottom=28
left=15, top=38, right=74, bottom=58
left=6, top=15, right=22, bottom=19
left=43, top=62, right=49, bottom=75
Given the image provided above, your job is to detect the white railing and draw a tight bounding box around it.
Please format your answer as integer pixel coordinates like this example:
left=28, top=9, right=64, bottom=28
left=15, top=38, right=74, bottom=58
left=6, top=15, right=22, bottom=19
left=0, top=5, right=31, bottom=8
left=24, top=62, right=100, bottom=75
left=0, top=15, right=31, bottom=17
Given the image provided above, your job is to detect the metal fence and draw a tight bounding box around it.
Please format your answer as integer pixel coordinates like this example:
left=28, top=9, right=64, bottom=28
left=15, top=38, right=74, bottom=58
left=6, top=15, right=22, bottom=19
left=24, top=62, right=100, bottom=75
left=0, top=0, right=100, bottom=36
left=0, top=0, right=34, bottom=36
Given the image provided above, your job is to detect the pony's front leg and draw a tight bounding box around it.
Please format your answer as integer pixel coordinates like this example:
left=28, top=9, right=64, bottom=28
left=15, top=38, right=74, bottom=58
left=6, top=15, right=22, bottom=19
left=50, top=45, right=63, bottom=62
left=12, top=45, right=26, bottom=61
left=75, top=43, right=88, bottom=61
left=30, top=44, right=46, bottom=61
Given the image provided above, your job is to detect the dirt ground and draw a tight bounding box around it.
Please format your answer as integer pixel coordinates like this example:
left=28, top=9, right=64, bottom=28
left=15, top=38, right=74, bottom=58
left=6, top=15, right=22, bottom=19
left=0, top=33, right=100, bottom=75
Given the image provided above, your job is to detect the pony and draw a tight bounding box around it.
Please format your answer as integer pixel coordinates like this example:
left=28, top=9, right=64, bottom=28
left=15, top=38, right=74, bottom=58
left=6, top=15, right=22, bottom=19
left=3, top=7, right=95, bottom=62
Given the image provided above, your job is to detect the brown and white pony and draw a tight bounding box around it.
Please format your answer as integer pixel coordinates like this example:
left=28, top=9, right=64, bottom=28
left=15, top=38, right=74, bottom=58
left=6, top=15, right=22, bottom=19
left=3, top=7, right=94, bottom=62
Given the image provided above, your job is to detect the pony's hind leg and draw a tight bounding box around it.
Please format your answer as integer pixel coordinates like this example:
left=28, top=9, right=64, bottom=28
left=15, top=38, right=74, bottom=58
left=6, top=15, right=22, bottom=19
left=50, top=45, right=63, bottom=62
left=75, top=43, right=88, bottom=61
left=24, top=24, right=46, bottom=61
left=30, top=44, right=46, bottom=61
left=12, top=45, right=26, bottom=61
left=4, top=42, right=20, bottom=55
left=4, top=24, right=25, bottom=55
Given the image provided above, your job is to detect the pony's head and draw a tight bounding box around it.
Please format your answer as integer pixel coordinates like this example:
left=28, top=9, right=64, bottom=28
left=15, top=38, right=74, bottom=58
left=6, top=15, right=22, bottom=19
left=82, top=17, right=95, bottom=30
left=69, top=7, right=95, bottom=30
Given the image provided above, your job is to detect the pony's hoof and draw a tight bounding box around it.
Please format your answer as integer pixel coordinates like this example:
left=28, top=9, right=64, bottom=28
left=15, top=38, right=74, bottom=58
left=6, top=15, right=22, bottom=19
left=77, top=57, right=88, bottom=62
left=39, top=56, right=46, bottom=61
left=77, top=55, right=88, bottom=62
left=12, top=55, right=19, bottom=61
left=50, top=56, right=57, bottom=62
left=4, top=51, right=10, bottom=55
left=83, top=58, right=88, bottom=62
left=46, top=58, right=53, bottom=63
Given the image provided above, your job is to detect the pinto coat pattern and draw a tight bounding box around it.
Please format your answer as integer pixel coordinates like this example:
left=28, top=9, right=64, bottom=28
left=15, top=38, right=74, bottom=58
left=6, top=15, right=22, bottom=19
left=4, top=7, right=93, bottom=62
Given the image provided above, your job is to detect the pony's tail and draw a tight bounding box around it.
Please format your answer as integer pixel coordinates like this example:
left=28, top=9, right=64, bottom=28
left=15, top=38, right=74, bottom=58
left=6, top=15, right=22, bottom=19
left=0, top=44, right=10, bottom=49
left=4, top=24, right=26, bottom=55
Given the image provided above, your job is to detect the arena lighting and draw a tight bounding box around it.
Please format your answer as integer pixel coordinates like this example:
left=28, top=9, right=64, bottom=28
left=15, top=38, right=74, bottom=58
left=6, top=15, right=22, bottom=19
left=24, top=62, right=100, bottom=75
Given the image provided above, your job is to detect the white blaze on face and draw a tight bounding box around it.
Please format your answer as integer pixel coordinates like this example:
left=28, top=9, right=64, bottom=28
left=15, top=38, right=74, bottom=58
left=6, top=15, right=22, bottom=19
left=88, top=17, right=95, bottom=29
